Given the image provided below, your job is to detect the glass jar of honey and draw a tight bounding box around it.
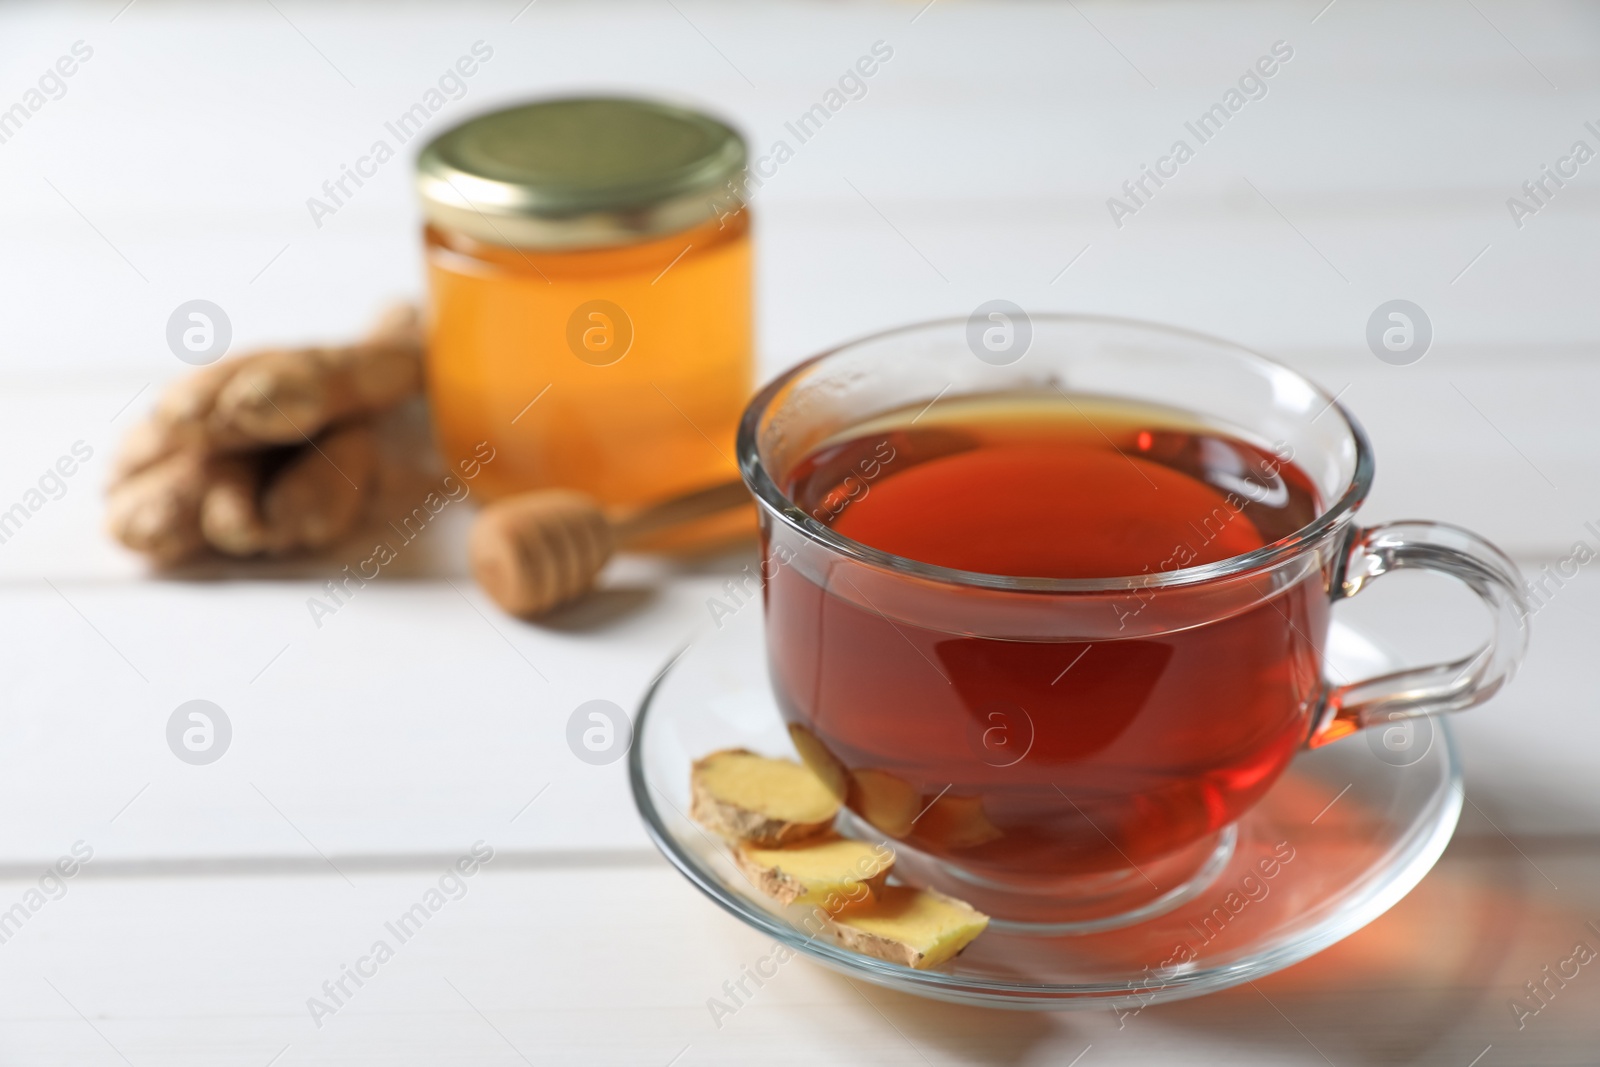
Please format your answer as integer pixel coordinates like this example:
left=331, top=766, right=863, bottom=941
left=416, top=97, right=752, bottom=521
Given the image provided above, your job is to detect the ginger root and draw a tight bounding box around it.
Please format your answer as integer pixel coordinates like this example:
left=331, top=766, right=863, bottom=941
left=209, top=307, right=421, bottom=446
left=106, top=305, right=417, bottom=563
left=199, top=454, right=274, bottom=557
left=691, top=749, right=841, bottom=846
left=261, top=423, right=379, bottom=550
left=830, top=886, right=990, bottom=970
left=104, top=449, right=213, bottom=565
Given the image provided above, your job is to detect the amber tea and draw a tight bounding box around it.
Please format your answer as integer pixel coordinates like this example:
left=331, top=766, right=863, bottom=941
left=765, top=394, right=1328, bottom=882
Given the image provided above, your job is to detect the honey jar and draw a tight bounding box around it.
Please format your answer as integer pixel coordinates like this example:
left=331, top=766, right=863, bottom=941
left=416, top=97, right=752, bottom=517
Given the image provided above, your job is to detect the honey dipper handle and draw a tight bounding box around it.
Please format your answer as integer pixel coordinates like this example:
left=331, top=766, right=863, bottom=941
left=469, top=479, right=753, bottom=618
left=611, top=479, right=751, bottom=546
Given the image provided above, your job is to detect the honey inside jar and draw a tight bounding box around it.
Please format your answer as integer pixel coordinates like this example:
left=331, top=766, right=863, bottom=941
left=417, top=98, right=753, bottom=527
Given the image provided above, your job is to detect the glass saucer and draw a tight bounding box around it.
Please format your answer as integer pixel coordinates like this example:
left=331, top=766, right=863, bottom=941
left=629, top=607, right=1462, bottom=1010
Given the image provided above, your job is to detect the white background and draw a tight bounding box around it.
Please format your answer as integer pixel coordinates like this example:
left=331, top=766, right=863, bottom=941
left=0, top=1, right=1596, bottom=1063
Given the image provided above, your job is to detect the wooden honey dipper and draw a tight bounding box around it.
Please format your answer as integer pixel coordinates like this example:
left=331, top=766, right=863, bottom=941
left=469, top=479, right=752, bottom=617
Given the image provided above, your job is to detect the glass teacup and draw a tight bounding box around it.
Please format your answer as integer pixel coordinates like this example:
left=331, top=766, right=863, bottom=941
left=738, top=316, right=1527, bottom=925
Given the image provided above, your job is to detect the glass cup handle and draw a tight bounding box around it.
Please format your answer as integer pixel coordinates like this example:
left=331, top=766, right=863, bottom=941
left=1308, top=521, right=1531, bottom=748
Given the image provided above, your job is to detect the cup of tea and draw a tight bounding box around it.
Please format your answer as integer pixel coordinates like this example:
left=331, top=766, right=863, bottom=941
left=737, top=315, right=1528, bottom=925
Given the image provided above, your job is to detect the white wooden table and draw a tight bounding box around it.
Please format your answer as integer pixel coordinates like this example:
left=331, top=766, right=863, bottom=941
left=1, top=1, right=1597, bottom=1062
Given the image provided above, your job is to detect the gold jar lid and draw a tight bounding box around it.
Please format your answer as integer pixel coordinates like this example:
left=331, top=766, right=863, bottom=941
left=416, top=96, right=746, bottom=250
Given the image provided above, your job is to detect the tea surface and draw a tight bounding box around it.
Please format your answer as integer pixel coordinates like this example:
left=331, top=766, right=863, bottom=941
left=784, top=393, right=1319, bottom=580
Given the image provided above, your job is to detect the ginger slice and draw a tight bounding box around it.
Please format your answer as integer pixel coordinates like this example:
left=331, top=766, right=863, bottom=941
left=852, top=768, right=920, bottom=838
left=691, top=748, right=840, bottom=845
left=918, top=793, right=1004, bottom=849
left=735, top=835, right=894, bottom=911
left=830, top=885, right=990, bottom=970
left=787, top=724, right=848, bottom=802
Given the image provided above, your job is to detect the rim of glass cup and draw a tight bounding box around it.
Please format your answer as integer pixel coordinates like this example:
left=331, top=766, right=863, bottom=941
left=737, top=313, right=1376, bottom=594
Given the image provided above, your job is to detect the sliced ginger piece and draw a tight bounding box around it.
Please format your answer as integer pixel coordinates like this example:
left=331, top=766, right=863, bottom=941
left=918, top=793, right=1004, bottom=849
left=830, top=885, right=990, bottom=970
left=851, top=768, right=920, bottom=838
left=735, top=835, right=894, bottom=911
left=787, top=723, right=848, bottom=802
left=691, top=748, right=839, bottom=845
